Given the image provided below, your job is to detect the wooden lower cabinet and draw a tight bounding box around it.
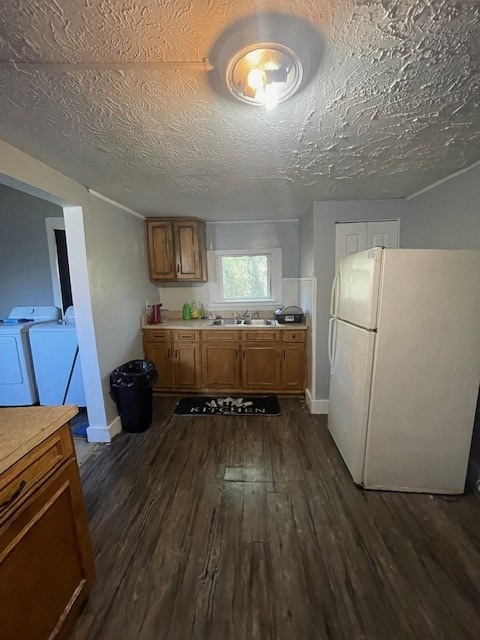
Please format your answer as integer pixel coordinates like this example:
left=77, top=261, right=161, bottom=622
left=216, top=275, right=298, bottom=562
left=202, top=342, right=240, bottom=389
left=242, top=343, right=282, bottom=390
left=173, top=342, right=201, bottom=389
left=146, top=341, right=174, bottom=390
left=283, top=343, right=306, bottom=390
left=0, top=426, right=94, bottom=640
left=145, top=330, right=202, bottom=391
left=143, top=327, right=306, bottom=394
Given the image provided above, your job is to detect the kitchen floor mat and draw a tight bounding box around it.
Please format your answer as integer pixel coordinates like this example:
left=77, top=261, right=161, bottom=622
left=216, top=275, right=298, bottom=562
left=174, top=395, right=281, bottom=416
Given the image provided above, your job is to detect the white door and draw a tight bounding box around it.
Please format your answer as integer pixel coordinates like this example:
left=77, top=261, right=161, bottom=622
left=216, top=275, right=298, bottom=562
left=366, top=221, right=399, bottom=252
left=333, top=247, right=383, bottom=329
left=335, top=220, right=399, bottom=261
left=327, top=319, right=376, bottom=484
left=335, top=222, right=367, bottom=261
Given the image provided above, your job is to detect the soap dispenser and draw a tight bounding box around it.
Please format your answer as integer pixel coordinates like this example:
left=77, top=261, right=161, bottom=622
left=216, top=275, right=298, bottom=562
left=182, top=302, right=191, bottom=320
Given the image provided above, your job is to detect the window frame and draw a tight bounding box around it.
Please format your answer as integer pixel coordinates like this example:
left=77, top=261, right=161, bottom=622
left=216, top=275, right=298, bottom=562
left=207, top=249, right=282, bottom=309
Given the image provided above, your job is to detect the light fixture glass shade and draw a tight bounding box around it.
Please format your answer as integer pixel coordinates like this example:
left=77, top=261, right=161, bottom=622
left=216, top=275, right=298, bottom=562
left=226, top=43, right=303, bottom=107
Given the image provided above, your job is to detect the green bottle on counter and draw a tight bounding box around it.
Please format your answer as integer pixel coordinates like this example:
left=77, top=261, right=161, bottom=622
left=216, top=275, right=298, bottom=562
left=182, top=302, right=191, bottom=320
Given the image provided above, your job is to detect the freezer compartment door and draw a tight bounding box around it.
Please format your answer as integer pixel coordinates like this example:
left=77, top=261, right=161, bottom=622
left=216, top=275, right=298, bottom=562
left=327, top=319, right=376, bottom=484
left=333, top=247, right=383, bottom=329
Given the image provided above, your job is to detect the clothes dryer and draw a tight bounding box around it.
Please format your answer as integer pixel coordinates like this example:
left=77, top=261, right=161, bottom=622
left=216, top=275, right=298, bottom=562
left=29, top=307, right=86, bottom=406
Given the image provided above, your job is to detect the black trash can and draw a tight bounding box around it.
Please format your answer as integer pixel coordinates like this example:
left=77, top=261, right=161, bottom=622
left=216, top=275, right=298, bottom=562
left=110, top=360, right=157, bottom=433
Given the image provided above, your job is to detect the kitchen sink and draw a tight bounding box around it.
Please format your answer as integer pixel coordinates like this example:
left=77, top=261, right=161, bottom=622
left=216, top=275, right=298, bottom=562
left=243, top=318, right=278, bottom=326
left=208, top=318, right=245, bottom=326
left=208, top=318, right=237, bottom=325
left=208, top=317, right=277, bottom=326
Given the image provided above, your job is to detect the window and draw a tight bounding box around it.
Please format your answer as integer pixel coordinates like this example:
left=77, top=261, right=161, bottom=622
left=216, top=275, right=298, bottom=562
left=208, top=249, right=282, bottom=308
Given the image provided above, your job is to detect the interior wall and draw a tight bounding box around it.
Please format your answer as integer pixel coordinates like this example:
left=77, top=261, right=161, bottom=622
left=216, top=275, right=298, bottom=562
left=0, top=138, right=158, bottom=441
left=0, top=184, right=62, bottom=318
left=158, top=220, right=299, bottom=313
left=66, top=202, right=159, bottom=432
left=206, top=221, right=299, bottom=276
left=312, top=199, right=406, bottom=402
left=299, top=206, right=314, bottom=278
left=401, top=163, right=480, bottom=249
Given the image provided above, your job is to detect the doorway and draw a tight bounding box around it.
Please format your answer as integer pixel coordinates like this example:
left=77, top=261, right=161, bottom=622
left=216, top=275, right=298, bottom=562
left=46, top=217, right=73, bottom=313
left=54, top=228, right=73, bottom=312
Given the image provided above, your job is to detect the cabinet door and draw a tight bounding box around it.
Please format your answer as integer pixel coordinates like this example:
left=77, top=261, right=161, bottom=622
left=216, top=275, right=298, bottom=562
left=173, top=343, right=202, bottom=389
left=282, top=343, right=306, bottom=391
left=242, top=343, right=282, bottom=390
left=173, top=220, right=206, bottom=281
left=202, top=342, right=240, bottom=389
left=145, top=341, right=174, bottom=390
left=0, top=460, right=94, bottom=640
left=147, top=221, right=175, bottom=280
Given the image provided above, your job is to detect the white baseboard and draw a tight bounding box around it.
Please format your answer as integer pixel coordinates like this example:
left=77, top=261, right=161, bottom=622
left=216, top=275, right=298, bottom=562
left=305, top=389, right=329, bottom=414
left=86, top=415, right=122, bottom=443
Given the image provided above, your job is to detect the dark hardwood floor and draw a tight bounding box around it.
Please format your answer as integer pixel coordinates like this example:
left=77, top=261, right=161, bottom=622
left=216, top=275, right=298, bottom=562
left=71, top=397, right=480, bottom=640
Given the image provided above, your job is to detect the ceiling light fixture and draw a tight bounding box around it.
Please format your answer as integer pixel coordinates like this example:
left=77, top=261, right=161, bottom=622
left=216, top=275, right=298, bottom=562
left=226, top=43, right=303, bottom=109
left=209, top=13, right=324, bottom=111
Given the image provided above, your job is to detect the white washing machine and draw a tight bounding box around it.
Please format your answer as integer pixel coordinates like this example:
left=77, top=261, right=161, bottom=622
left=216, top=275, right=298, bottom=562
left=0, top=306, right=61, bottom=406
left=29, top=306, right=86, bottom=406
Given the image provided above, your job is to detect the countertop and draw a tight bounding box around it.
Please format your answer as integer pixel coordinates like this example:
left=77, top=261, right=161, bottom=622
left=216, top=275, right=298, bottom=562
left=142, top=319, right=308, bottom=331
left=0, top=405, right=78, bottom=475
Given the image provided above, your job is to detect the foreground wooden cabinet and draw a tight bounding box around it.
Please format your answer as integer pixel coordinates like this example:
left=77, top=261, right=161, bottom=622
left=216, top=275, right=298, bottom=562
left=0, top=420, right=94, bottom=640
left=144, top=327, right=306, bottom=394
left=146, top=218, right=207, bottom=281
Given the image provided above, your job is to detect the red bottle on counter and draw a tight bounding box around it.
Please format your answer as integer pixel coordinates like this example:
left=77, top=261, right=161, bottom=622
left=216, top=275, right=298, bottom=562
left=150, top=304, right=162, bottom=324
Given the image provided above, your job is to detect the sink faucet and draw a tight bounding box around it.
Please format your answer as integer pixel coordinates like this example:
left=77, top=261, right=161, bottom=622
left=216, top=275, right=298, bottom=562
left=242, top=309, right=252, bottom=319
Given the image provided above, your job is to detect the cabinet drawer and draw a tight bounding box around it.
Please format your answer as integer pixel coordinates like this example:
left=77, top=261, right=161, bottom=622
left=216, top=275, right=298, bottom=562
left=145, top=329, right=171, bottom=341
left=0, top=458, right=95, bottom=640
left=243, top=330, right=281, bottom=342
left=0, top=427, right=73, bottom=524
left=202, top=330, right=239, bottom=342
left=173, top=330, right=200, bottom=342
left=282, top=330, right=306, bottom=343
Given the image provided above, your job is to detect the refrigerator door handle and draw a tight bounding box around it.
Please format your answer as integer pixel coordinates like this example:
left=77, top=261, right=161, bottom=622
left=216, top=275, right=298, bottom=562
left=328, top=318, right=337, bottom=373
left=330, top=271, right=340, bottom=317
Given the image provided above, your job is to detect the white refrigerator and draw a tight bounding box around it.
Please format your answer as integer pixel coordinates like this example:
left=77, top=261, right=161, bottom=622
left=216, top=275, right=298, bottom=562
left=327, top=247, right=480, bottom=494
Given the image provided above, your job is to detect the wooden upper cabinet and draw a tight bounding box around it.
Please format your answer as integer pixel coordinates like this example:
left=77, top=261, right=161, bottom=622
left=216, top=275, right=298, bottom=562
left=146, top=217, right=207, bottom=282
left=147, top=220, right=175, bottom=280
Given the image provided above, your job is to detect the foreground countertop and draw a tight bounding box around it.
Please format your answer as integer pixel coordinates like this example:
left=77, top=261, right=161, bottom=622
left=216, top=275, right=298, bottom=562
left=0, top=405, right=78, bottom=475
left=142, top=319, right=308, bottom=330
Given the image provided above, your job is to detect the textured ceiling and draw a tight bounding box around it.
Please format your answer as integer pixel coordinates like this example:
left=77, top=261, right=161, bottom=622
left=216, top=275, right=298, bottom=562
left=0, top=0, right=479, bottom=220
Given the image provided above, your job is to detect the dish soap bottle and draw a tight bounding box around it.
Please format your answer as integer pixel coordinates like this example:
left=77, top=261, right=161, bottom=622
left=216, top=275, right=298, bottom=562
left=182, top=302, right=191, bottom=320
